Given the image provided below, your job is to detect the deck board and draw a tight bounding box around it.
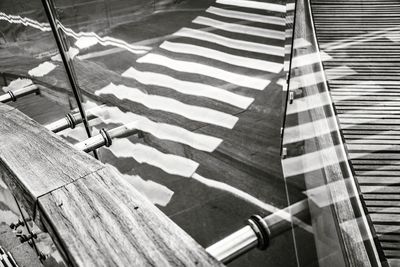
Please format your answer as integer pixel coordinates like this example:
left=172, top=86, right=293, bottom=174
left=312, top=0, right=400, bottom=264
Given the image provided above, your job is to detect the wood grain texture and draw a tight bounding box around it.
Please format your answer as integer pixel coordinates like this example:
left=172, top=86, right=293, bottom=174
left=0, top=103, right=222, bottom=266
left=38, top=166, right=221, bottom=266
left=0, top=105, right=100, bottom=219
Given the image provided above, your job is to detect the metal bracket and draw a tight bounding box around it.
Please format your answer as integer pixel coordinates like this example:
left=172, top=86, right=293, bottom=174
left=281, top=147, right=288, bottom=159
left=289, top=91, right=294, bottom=104
left=9, top=220, right=24, bottom=230
left=17, top=233, right=37, bottom=244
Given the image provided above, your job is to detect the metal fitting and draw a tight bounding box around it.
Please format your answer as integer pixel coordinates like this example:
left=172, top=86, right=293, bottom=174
left=9, top=220, right=24, bottom=230
left=100, top=128, right=112, bottom=147
left=65, top=113, right=76, bottom=129
left=281, top=147, right=288, bottom=159
left=247, top=215, right=271, bottom=250
left=8, top=91, right=16, bottom=102
left=19, top=232, right=37, bottom=244
left=38, top=251, right=48, bottom=261
left=289, top=91, right=294, bottom=104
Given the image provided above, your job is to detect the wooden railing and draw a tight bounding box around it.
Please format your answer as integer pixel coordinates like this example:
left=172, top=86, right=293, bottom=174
left=0, top=103, right=222, bottom=266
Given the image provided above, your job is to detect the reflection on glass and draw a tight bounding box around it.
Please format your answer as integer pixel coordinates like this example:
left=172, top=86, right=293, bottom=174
left=281, top=0, right=382, bottom=266
left=0, top=1, right=82, bottom=266
left=42, top=0, right=293, bottom=266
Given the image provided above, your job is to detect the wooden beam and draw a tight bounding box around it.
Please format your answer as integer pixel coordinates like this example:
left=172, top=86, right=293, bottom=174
left=0, top=103, right=222, bottom=266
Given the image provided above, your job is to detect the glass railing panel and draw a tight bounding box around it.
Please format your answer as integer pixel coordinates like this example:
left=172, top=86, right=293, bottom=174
left=0, top=1, right=85, bottom=266
left=281, top=0, right=382, bottom=266
left=43, top=0, right=298, bottom=266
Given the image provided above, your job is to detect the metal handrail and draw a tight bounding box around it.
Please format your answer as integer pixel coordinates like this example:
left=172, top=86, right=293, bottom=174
left=206, top=200, right=309, bottom=264
left=0, top=85, right=40, bottom=103
left=75, top=125, right=140, bottom=152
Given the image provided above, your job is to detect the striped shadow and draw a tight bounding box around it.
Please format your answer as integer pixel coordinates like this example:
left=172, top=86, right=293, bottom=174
left=282, top=145, right=347, bottom=177
left=286, top=91, right=332, bottom=115
left=206, top=6, right=285, bottom=26
left=122, top=66, right=254, bottom=109
left=192, top=16, right=285, bottom=40
left=216, top=0, right=286, bottom=13
left=95, top=83, right=239, bottom=129
left=283, top=116, right=339, bottom=145
left=174, top=27, right=284, bottom=57
left=106, top=138, right=199, bottom=177
left=90, top=105, right=223, bottom=152
left=137, top=53, right=271, bottom=90
left=159, top=41, right=282, bottom=73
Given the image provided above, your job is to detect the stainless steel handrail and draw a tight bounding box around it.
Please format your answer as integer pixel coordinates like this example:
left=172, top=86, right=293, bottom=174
left=206, top=200, right=309, bottom=264
left=0, top=85, right=40, bottom=103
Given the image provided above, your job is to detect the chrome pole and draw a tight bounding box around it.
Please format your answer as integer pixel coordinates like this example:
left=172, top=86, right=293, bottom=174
left=41, top=0, right=98, bottom=159
left=207, top=226, right=258, bottom=264
left=206, top=200, right=310, bottom=264
left=45, top=105, right=105, bottom=133
left=0, top=85, right=39, bottom=103
left=75, top=125, right=139, bottom=152
left=45, top=112, right=97, bottom=133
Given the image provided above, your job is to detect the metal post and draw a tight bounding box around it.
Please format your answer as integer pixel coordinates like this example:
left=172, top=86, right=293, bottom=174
left=41, top=0, right=98, bottom=159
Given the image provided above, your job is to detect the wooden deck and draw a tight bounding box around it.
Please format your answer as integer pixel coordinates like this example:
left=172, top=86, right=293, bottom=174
left=312, top=0, right=400, bottom=265
left=0, top=103, right=222, bottom=266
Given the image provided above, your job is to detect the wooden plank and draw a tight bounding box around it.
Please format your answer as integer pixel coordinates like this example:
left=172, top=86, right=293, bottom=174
left=378, top=234, right=400, bottom=242
left=366, top=201, right=400, bottom=207
left=360, top=186, right=400, bottom=194
left=384, top=250, right=400, bottom=258
left=38, top=166, right=220, bottom=266
left=369, top=214, right=400, bottom=224
left=0, top=106, right=100, bottom=216
left=368, top=207, right=400, bottom=213
left=354, top=165, right=400, bottom=171
left=0, top=103, right=222, bottom=266
left=363, top=193, right=400, bottom=200
left=357, top=176, right=400, bottom=185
